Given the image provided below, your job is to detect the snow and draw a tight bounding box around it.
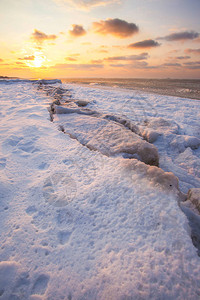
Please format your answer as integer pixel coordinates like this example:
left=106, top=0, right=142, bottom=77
left=54, top=113, right=159, bottom=166
left=0, top=80, right=200, bottom=299
left=187, top=188, right=200, bottom=213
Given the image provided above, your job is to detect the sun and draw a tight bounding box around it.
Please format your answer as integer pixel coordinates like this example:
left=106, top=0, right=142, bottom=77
left=26, top=51, right=46, bottom=68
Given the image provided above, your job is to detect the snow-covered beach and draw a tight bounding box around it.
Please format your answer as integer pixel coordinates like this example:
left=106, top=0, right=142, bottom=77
left=0, top=79, right=200, bottom=299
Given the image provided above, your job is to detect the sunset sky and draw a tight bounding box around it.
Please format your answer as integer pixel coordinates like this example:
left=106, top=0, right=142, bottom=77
left=0, top=0, right=200, bottom=79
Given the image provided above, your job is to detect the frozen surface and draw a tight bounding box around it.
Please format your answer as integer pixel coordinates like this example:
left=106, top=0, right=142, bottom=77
left=0, top=81, right=200, bottom=299
left=54, top=113, right=159, bottom=166
left=62, top=83, right=200, bottom=193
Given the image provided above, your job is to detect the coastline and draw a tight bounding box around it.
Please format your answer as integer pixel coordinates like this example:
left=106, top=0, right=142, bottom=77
left=62, top=78, right=200, bottom=100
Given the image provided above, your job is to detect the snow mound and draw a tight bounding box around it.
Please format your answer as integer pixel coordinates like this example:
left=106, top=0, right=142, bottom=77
left=187, top=188, right=200, bottom=213
left=170, top=135, right=200, bottom=153
left=141, top=128, right=160, bottom=143
left=122, top=158, right=185, bottom=199
left=55, top=113, right=159, bottom=166
left=146, top=117, right=179, bottom=134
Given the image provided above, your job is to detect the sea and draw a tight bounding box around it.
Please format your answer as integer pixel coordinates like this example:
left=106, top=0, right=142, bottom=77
left=62, top=78, right=200, bottom=100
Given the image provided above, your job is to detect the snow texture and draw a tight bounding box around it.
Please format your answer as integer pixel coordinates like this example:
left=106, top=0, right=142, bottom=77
left=0, top=80, right=200, bottom=300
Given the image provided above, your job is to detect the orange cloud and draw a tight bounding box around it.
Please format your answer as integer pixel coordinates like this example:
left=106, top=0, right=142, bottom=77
left=31, top=29, right=57, bottom=44
left=68, top=25, right=86, bottom=37
left=65, top=57, right=78, bottom=61
left=55, top=0, right=121, bottom=11
left=92, top=18, right=139, bottom=38
left=185, top=48, right=200, bottom=54
left=18, top=55, right=35, bottom=60
left=91, top=59, right=103, bottom=63
left=52, top=63, right=104, bottom=69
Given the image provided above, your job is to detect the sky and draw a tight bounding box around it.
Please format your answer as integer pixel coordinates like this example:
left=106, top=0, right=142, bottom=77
left=0, top=0, right=200, bottom=79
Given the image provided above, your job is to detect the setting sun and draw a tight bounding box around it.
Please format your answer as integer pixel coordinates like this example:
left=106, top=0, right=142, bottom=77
left=0, top=0, right=199, bottom=79
left=25, top=51, right=46, bottom=68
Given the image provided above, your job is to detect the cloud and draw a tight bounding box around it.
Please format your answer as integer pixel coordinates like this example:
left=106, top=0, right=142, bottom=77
left=105, top=53, right=148, bottom=61
left=0, top=58, right=3, bottom=62
left=184, top=64, right=200, bottom=69
left=158, top=31, right=199, bottom=41
left=184, top=61, right=200, bottom=66
left=109, top=63, right=126, bottom=67
left=98, top=49, right=108, bottom=53
left=65, top=57, right=78, bottom=61
left=131, top=61, right=148, bottom=68
left=31, top=29, right=57, bottom=44
left=68, top=25, right=86, bottom=37
left=175, top=56, right=190, bottom=60
left=109, top=61, right=149, bottom=69
left=162, top=63, right=181, bottom=67
left=55, top=0, right=120, bottom=11
left=91, top=59, right=103, bottom=63
left=52, top=63, right=104, bottom=69
left=92, top=18, right=139, bottom=38
left=128, top=39, right=160, bottom=49
left=18, top=55, right=35, bottom=60
left=185, top=48, right=200, bottom=54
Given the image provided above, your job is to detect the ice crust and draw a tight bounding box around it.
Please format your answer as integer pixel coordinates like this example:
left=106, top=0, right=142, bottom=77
left=187, top=188, right=200, bottom=212
left=0, top=81, right=200, bottom=299
left=54, top=113, right=159, bottom=166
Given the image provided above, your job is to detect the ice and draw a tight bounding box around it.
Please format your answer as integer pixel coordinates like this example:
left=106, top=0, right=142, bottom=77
left=170, top=135, right=200, bottom=153
left=54, top=113, right=159, bottom=166
left=145, top=117, right=180, bottom=134
left=187, top=188, right=200, bottom=213
left=0, top=81, right=200, bottom=299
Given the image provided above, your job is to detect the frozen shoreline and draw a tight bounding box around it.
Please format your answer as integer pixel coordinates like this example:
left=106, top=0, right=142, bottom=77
left=0, top=80, right=200, bottom=299
left=62, top=78, right=200, bottom=101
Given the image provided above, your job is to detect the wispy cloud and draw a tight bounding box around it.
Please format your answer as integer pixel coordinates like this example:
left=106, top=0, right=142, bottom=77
left=68, top=25, right=86, bottom=37
left=52, top=63, right=104, bottom=69
left=55, top=0, right=121, bottom=11
left=105, top=53, right=148, bottom=61
left=31, top=29, right=57, bottom=44
left=184, top=62, right=200, bottom=69
left=92, top=18, right=139, bottom=38
left=65, top=57, right=78, bottom=61
left=109, top=63, right=126, bottom=67
left=184, top=61, right=200, bottom=66
left=18, top=55, right=35, bottom=60
left=175, top=56, right=190, bottom=60
left=185, top=48, right=200, bottom=54
left=91, top=59, right=104, bottom=63
left=158, top=31, right=199, bottom=41
left=162, top=63, right=182, bottom=67
left=128, top=39, right=160, bottom=49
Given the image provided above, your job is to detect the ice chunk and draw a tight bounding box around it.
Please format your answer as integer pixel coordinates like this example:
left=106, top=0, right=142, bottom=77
left=146, top=117, right=179, bottom=134
left=122, top=158, right=185, bottom=199
left=170, top=135, right=200, bottom=153
left=187, top=188, right=200, bottom=213
left=141, top=128, right=160, bottom=143
left=54, top=105, right=98, bottom=116
left=55, top=114, right=159, bottom=166
left=75, top=99, right=89, bottom=107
